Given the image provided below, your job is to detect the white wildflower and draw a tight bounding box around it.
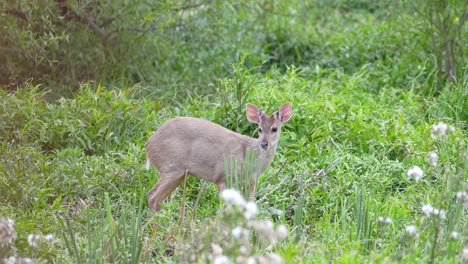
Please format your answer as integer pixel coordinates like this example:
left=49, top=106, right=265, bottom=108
left=244, top=202, right=258, bottom=220
left=3, top=257, right=16, bottom=264
left=247, top=257, right=256, bottom=264
left=450, top=231, right=459, bottom=240
left=456, top=191, right=468, bottom=203
left=232, top=226, right=249, bottom=240
left=405, top=225, right=417, bottom=236
left=422, top=204, right=434, bottom=217
left=407, top=166, right=424, bottom=182
left=257, top=254, right=283, bottom=264
left=431, top=122, right=448, bottom=138
left=28, top=234, right=36, bottom=247
left=378, top=216, right=392, bottom=225
left=276, top=225, right=288, bottom=239
left=213, top=255, right=230, bottom=264
left=3, top=257, right=34, bottom=264
left=232, top=226, right=242, bottom=239
left=239, top=245, right=249, bottom=255
left=236, top=256, right=255, bottom=264
left=0, top=218, right=16, bottom=246
left=448, top=125, right=455, bottom=133
left=426, top=152, right=439, bottom=167
left=269, top=254, right=283, bottom=264
left=27, top=234, right=55, bottom=248
left=235, top=256, right=255, bottom=264
left=210, top=243, right=223, bottom=256
left=20, top=258, right=34, bottom=264
left=421, top=205, right=446, bottom=219
left=462, top=248, right=468, bottom=261
left=438, top=209, right=446, bottom=219
left=221, top=189, right=246, bottom=207
left=273, top=209, right=283, bottom=215
left=250, top=220, right=277, bottom=244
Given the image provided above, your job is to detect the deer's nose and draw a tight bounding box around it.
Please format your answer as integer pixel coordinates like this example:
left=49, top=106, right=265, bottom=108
left=261, top=141, right=268, bottom=149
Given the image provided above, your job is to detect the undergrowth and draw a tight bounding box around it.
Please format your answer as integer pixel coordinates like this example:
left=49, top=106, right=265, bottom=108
left=1, top=1, right=467, bottom=263
left=1, top=66, right=466, bottom=262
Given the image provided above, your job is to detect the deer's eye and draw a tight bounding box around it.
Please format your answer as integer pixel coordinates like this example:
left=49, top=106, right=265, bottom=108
left=272, top=127, right=278, bottom=133
left=258, top=128, right=263, bottom=133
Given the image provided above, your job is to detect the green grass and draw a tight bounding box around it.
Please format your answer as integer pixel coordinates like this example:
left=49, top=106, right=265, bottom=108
left=1, top=1, right=467, bottom=263
left=1, top=68, right=465, bottom=263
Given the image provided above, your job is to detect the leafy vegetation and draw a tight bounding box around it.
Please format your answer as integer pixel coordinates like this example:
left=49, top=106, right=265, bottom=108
left=1, top=0, right=467, bottom=263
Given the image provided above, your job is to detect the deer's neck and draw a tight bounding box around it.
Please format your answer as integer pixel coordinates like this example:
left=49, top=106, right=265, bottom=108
left=252, top=140, right=278, bottom=174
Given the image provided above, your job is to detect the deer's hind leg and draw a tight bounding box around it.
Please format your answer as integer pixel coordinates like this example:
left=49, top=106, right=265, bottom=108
left=147, top=169, right=187, bottom=212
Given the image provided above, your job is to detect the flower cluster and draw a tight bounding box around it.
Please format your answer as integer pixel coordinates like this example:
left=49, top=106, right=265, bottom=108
left=1, top=217, right=56, bottom=264
left=462, top=248, right=468, bottom=261
left=256, top=254, right=283, bottom=264
left=2, top=257, right=34, bottom=264
left=450, top=231, right=460, bottom=240
left=210, top=243, right=230, bottom=264
left=221, top=189, right=246, bottom=207
left=430, top=122, right=455, bottom=139
left=27, top=234, right=55, bottom=248
left=377, top=216, right=393, bottom=225
left=425, top=152, right=439, bottom=167
left=407, top=166, right=424, bottom=182
left=399, top=122, right=464, bottom=261
left=456, top=191, right=468, bottom=204
left=249, top=221, right=288, bottom=246
left=221, top=189, right=258, bottom=220
left=0, top=218, right=16, bottom=246
left=232, top=226, right=250, bottom=240
left=421, top=204, right=446, bottom=219
left=201, top=189, right=288, bottom=264
left=404, top=225, right=418, bottom=237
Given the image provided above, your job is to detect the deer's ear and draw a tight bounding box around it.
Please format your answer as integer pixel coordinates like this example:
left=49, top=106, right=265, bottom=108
left=279, top=102, right=292, bottom=123
left=246, top=103, right=260, bottom=123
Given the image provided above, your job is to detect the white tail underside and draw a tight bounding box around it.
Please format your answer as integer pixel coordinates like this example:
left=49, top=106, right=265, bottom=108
left=145, top=158, right=151, bottom=170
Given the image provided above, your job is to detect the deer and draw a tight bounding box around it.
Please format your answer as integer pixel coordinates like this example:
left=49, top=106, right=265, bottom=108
left=145, top=102, right=292, bottom=212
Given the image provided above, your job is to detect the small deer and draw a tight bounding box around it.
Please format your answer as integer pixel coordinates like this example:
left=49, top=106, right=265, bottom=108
left=146, top=103, right=292, bottom=212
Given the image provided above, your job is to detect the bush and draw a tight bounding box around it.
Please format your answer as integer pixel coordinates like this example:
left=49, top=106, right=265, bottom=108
left=0, top=0, right=183, bottom=94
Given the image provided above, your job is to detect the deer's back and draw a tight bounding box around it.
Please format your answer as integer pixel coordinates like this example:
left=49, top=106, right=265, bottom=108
left=146, top=117, right=256, bottom=180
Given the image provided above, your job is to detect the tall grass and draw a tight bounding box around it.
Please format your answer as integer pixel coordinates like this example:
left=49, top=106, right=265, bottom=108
left=224, top=148, right=260, bottom=200
left=60, top=193, right=145, bottom=263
